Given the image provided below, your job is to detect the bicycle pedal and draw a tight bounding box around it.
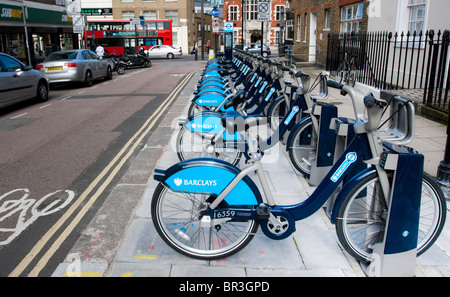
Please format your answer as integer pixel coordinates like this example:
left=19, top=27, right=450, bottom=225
left=256, top=204, right=270, bottom=219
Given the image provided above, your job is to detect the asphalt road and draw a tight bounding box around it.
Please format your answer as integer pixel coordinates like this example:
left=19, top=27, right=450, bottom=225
left=0, top=55, right=202, bottom=276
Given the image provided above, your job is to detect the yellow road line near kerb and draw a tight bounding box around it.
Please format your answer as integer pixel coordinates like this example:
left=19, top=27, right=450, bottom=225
left=9, top=71, right=195, bottom=277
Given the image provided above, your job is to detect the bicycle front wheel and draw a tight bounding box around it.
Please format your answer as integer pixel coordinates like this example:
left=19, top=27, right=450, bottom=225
left=336, top=63, right=346, bottom=84
left=151, top=183, right=259, bottom=260
left=335, top=172, right=446, bottom=263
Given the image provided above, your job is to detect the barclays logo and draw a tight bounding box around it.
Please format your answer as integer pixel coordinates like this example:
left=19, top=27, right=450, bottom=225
left=330, top=152, right=357, bottom=182
left=191, top=123, right=217, bottom=129
left=173, top=177, right=218, bottom=187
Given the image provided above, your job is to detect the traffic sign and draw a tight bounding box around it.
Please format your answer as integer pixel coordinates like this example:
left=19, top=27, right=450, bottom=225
left=72, top=14, right=83, bottom=34
left=67, top=0, right=81, bottom=16
left=211, top=8, right=219, bottom=17
left=212, top=22, right=219, bottom=33
left=130, top=18, right=141, bottom=25
left=257, top=1, right=270, bottom=22
left=224, top=22, right=233, bottom=33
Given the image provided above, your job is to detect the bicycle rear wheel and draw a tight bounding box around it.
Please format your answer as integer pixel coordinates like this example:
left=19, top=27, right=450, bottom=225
left=267, top=96, right=289, bottom=131
left=288, top=117, right=316, bottom=178
left=151, top=183, right=259, bottom=259
left=176, top=125, right=242, bottom=165
left=335, top=172, right=446, bottom=263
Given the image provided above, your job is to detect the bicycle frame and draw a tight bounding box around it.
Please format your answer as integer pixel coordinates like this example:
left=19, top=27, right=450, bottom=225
left=156, top=115, right=388, bottom=241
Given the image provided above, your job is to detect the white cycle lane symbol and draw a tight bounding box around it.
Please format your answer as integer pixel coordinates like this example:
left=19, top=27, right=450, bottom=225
left=0, top=188, right=75, bottom=245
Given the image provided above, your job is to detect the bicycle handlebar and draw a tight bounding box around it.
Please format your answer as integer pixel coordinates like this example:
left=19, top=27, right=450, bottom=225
left=364, top=93, right=387, bottom=132
left=327, top=79, right=365, bottom=121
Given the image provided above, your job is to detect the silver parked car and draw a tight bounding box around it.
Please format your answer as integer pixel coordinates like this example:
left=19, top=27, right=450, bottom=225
left=0, top=52, right=49, bottom=109
left=36, top=49, right=112, bottom=87
left=145, top=45, right=182, bottom=59
left=244, top=43, right=271, bottom=57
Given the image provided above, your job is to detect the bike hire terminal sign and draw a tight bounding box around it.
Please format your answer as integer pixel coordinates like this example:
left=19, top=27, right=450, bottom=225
left=257, top=1, right=270, bottom=22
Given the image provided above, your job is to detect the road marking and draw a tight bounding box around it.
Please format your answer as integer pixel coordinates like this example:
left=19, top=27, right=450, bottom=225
left=39, top=104, right=52, bottom=109
left=0, top=189, right=75, bottom=246
left=63, top=271, right=102, bottom=277
left=60, top=96, right=71, bottom=101
left=11, top=113, right=27, bottom=119
left=9, top=71, right=195, bottom=277
left=133, top=254, right=159, bottom=260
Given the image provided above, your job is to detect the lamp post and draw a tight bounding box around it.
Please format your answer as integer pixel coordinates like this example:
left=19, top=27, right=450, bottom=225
left=201, top=0, right=205, bottom=60
left=21, top=3, right=32, bottom=65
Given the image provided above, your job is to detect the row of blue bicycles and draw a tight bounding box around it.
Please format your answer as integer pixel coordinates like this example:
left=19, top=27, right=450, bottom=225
left=150, top=49, right=446, bottom=264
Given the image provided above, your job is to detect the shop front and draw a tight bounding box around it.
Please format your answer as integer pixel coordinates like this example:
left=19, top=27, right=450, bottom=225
left=0, top=2, right=76, bottom=66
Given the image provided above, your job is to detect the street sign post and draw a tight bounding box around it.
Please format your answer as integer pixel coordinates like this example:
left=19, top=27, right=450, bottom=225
left=257, top=1, right=270, bottom=22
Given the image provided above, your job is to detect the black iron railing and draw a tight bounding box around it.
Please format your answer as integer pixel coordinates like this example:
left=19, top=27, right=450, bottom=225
left=326, top=30, right=450, bottom=113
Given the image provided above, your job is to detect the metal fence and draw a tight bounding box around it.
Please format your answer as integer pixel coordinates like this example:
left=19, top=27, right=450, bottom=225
left=326, top=30, right=450, bottom=113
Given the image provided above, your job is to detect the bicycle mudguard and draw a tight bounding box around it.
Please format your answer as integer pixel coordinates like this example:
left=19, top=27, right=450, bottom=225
left=192, top=92, right=230, bottom=111
left=198, top=81, right=226, bottom=89
left=329, top=166, right=375, bottom=224
left=185, top=111, right=242, bottom=141
left=154, top=158, right=262, bottom=206
left=203, top=71, right=221, bottom=78
left=197, top=87, right=230, bottom=96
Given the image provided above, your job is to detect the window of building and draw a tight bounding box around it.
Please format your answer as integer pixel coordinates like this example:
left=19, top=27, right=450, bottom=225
left=165, top=10, right=178, bottom=26
left=286, top=19, right=294, bottom=41
left=142, top=11, right=157, bottom=20
left=275, top=5, right=285, bottom=21
left=296, top=14, right=301, bottom=41
left=340, top=2, right=364, bottom=34
left=122, top=11, right=135, bottom=19
left=247, top=0, right=258, bottom=21
left=229, top=5, right=239, bottom=21
left=304, top=13, right=308, bottom=42
left=396, top=0, right=428, bottom=35
left=324, top=9, right=331, bottom=30
left=172, top=31, right=178, bottom=47
left=408, top=0, right=426, bottom=33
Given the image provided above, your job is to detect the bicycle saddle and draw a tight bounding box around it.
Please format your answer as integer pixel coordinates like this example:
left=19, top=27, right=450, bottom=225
left=221, top=110, right=265, bottom=133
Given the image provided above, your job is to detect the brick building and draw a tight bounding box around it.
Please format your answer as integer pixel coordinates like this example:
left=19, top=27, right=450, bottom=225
left=111, top=0, right=197, bottom=54
left=224, top=0, right=287, bottom=46
left=286, top=0, right=369, bottom=66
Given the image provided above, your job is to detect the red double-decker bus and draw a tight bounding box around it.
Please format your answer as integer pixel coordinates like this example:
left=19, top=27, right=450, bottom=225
left=85, top=19, right=172, bottom=56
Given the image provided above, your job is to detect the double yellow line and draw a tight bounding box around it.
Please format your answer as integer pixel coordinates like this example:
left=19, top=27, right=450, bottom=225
left=10, top=71, right=195, bottom=277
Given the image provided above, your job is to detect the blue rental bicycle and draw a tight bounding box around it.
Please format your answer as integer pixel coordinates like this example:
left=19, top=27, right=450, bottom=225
left=188, top=52, right=284, bottom=116
left=151, top=92, right=446, bottom=262
left=176, top=67, right=328, bottom=170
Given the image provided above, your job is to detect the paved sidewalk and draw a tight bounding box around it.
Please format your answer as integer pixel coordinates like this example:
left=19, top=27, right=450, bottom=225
left=52, top=67, right=450, bottom=278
